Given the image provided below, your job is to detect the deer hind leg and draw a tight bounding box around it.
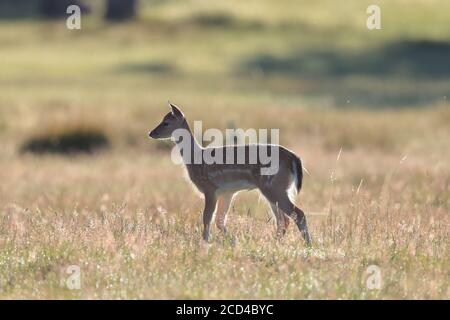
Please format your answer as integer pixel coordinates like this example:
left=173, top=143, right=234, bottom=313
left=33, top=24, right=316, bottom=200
left=215, top=193, right=234, bottom=235
left=202, top=193, right=218, bottom=242
left=291, top=206, right=311, bottom=246
left=269, top=202, right=290, bottom=239
left=262, top=190, right=311, bottom=246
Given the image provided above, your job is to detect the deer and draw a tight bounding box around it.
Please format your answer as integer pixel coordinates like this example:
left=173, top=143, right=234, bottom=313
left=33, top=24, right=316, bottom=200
left=148, top=102, right=311, bottom=246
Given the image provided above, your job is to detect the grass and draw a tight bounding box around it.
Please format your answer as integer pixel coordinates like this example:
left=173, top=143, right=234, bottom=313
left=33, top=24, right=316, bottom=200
left=0, top=0, right=449, bottom=299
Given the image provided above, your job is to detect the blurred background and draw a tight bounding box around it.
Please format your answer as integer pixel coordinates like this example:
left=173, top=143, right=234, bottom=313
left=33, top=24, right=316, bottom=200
left=0, top=0, right=449, bottom=300
left=1, top=0, right=449, bottom=153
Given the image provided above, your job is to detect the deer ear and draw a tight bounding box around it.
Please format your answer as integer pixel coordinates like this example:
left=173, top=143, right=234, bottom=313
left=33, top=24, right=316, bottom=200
left=168, top=101, right=184, bottom=118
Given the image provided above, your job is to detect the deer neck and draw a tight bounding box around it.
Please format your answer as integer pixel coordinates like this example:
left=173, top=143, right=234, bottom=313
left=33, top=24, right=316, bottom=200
left=174, top=120, right=203, bottom=167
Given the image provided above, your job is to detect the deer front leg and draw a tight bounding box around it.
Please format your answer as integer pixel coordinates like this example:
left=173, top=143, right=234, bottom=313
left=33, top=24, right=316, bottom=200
left=215, top=193, right=234, bottom=235
left=202, top=193, right=217, bottom=242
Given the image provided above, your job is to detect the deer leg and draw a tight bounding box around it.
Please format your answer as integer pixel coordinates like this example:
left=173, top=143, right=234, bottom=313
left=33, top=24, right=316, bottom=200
left=269, top=202, right=289, bottom=239
left=215, top=193, right=233, bottom=234
left=291, top=206, right=312, bottom=246
left=284, top=213, right=290, bottom=230
left=202, top=193, right=217, bottom=242
left=263, top=190, right=311, bottom=246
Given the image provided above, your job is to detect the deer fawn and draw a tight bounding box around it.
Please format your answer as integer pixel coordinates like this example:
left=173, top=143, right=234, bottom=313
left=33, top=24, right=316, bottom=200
left=149, top=102, right=311, bottom=246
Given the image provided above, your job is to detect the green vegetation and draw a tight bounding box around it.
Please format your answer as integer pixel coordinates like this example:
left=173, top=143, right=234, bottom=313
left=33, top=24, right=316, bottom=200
left=0, top=0, right=448, bottom=299
left=20, top=120, right=110, bottom=154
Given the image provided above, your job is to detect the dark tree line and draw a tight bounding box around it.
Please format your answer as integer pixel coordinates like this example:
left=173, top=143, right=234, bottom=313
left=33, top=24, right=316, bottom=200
left=105, top=0, right=137, bottom=21
left=38, top=0, right=137, bottom=21
left=39, top=0, right=90, bottom=18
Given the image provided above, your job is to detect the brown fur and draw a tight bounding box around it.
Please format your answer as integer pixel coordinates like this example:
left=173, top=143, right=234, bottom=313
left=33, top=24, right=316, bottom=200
left=149, top=103, right=311, bottom=245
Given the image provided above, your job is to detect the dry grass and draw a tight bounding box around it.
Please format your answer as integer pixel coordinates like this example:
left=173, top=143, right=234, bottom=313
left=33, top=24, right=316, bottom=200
left=0, top=0, right=449, bottom=299
left=0, top=104, right=448, bottom=299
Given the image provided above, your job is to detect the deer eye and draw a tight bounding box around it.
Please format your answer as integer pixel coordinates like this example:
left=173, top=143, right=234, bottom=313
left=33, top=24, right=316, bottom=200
left=162, top=122, right=169, bottom=127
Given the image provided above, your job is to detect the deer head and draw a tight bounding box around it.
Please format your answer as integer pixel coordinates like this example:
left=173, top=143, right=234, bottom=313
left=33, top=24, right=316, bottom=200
left=149, top=102, right=186, bottom=140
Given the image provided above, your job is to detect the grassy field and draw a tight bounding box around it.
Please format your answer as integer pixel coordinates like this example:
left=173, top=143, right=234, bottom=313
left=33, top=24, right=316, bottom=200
left=0, top=0, right=449, bottom=299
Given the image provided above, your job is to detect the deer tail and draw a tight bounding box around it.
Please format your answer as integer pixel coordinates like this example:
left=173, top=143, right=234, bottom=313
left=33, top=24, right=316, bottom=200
left=291, top=154, right=303, bottom=193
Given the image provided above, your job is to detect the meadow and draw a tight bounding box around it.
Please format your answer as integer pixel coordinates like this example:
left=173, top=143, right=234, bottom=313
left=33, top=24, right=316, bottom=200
left=0, top=0, right=448, bottom=299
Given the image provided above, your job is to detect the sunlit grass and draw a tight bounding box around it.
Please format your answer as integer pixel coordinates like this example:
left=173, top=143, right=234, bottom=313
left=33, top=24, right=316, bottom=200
left=0, top=0, right=449, bottom=299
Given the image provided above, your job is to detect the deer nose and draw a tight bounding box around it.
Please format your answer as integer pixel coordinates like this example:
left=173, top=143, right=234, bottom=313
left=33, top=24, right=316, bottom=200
left=148, top=130, right=155, bottom=138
